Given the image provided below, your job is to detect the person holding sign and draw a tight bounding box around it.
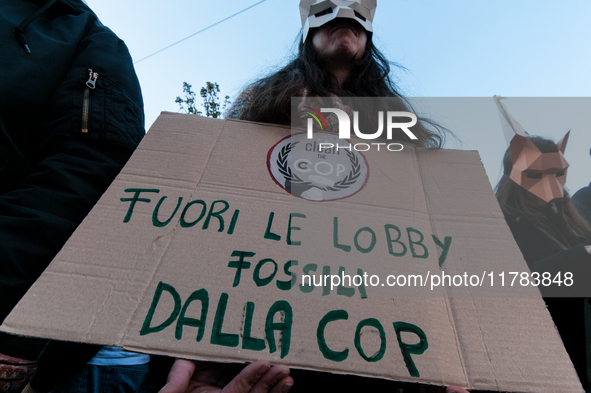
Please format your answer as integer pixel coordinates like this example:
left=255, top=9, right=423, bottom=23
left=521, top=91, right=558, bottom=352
left=163, top=1, right=459, bottom=393
left=494, top=97, right=591, bottom=392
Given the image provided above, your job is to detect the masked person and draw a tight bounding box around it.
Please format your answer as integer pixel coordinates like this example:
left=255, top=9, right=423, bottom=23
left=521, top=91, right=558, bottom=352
left=161, top=2, right=458, bottom=393
left=494, top=97, right=591, bottom=392
left=1, top=0, right=149, bottom=392
left=225, top=0, right=445, bottom=149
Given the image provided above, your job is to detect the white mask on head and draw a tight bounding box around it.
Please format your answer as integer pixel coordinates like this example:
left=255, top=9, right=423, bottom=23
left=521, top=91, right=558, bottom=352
left=299, top=0, right=377, bottom=42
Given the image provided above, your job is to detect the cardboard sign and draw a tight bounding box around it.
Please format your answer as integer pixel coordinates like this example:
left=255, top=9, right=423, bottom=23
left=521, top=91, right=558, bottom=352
left=1, top=113, right=582, bottom=392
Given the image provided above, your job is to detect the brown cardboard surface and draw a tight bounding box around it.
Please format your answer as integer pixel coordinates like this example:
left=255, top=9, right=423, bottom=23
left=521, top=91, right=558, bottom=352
left=1, top=113, right=582, bottom=392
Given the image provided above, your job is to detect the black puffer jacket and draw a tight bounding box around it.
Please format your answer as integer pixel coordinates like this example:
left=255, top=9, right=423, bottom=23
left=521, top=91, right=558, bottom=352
left=0, top=0, right=144, bottom=327
left=1, top=0, right=144, bottom=388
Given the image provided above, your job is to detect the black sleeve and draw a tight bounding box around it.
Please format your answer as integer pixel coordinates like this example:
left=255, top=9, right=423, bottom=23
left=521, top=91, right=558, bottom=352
left=0, top=137, right=137, bottom=322
left=0, top=138, right=139, bottom=390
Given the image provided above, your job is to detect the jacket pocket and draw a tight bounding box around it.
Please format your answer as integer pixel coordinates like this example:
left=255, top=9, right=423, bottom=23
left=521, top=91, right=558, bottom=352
left=81, top=69, right=99, bottom=134
left=72, top=66, right=144, bottom=149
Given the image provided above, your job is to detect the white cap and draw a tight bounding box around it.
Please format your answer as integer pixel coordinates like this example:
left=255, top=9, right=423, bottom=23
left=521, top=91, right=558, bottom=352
left=299, top=0, right=377, bottom=42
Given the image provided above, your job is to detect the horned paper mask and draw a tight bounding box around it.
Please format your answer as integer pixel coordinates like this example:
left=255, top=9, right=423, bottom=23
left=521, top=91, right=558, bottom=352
left=299, top=0, right=377, bottom=42
left=495, top=96, right=570, bottom=204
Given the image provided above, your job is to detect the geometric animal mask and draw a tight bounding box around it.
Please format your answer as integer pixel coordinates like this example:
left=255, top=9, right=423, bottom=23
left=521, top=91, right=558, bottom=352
left=495, top=96, right=570, bottom=203
left=508, top=132, right=570, bottom=203
left=299, top=0, right=377, bottom=42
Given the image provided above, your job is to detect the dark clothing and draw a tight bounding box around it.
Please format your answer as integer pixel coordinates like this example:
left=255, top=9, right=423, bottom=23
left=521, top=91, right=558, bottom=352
left=503, top=210, right=591, bottom=390
left=574, top=183, right=591, bottom=226
left=1, top=0, right=144, bottom=390
left=505, top=210, right=591, bottom=296
left=31, top=342, right=103, bottom=392
left=0, top=0, right=144, bottom=326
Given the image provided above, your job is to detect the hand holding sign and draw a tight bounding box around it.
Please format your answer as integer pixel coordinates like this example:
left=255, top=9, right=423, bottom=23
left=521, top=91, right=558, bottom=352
left=160, top=359, right=293, bottom=393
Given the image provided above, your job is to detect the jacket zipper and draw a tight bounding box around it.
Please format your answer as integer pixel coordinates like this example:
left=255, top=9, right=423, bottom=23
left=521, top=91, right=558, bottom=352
left=82, top=69, right=99, bottom=133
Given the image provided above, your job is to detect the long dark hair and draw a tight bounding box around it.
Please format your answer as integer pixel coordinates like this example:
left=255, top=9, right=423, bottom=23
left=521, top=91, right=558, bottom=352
left=495, top=136, right=591, bottom=247
left=237, top=34, right=447, bottom=148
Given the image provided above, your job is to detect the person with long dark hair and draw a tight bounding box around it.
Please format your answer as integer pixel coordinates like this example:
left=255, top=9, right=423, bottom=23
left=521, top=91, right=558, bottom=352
left=225, top=0, right=446, bottom=149
left=496, top=130, right=591, bottom=391
left=160, top=2, right=463, bottom=393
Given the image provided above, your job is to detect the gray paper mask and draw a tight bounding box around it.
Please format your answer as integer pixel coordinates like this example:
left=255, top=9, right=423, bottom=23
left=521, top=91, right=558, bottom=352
left=299, top=0, right=377, bottom=42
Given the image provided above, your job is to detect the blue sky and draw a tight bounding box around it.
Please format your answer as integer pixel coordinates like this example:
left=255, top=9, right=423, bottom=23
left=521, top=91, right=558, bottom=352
left=85, top=0, right=591, bottom=193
